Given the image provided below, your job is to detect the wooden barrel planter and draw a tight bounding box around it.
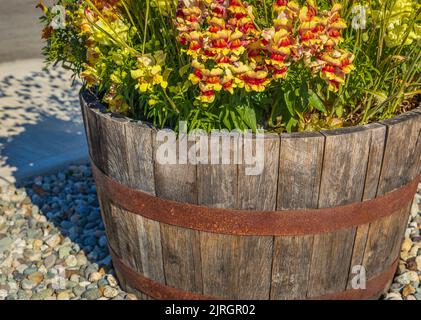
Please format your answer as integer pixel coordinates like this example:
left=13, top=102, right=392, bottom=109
left=80, top=90, right=421, bottom=300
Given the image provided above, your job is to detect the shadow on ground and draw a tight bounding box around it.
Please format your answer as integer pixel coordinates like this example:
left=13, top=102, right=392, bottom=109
left=0, top=62, right=88, bottom=184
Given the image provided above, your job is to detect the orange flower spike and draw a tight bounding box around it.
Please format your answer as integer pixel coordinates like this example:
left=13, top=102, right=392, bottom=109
left=273, top=0, right=299, bottom=31
left=322, top=4, right=347, bottom=48
left=318, top=49, right=355, bottom=91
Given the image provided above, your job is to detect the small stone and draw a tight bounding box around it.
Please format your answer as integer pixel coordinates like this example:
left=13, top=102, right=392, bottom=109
left=73, top=285, right=85, bottom=297
left=401, top=238, right=413, bottom=252
left=69, top=274, right=80, bottom=283
left=88, top=272, right=102, bottom=282
left=58, top=246, right=72, bottom=259
left=82, top=288, right=101, bottom=300
left=126, top=293, right=138, bottom=300
left=57, top=292, right=71, bottom=300
left=103, top=286, right=119, bottom=298
left=21, top=279, right=36, bottom=290
left=17, top=290, right=30, bottom=300
left=79, top=281, right=91, bottom=288
left=31, top=289, right=53, bottom=300
left=106, top=275, right=118, bottom=287
left=44, top=254, right=57, bottom=269
left=0, top=289, right=8, bottom=299
left=65, top=255, right=77, bottom=267
left=27, top=272, right=44, bottom=284
left=395, top=271, right=419, bottom=285
left=23, top=267, right=37, bottom=276
left=32, top=239, right=43, bottom=250
left=98, top=236, right=107, bottom=247
left=385, top=292, right=403, bottom=300
left=406, top=295, right=416, bottom=300
left=45, top=234, right=61, bottom=248
left=76, top=253, right=88, bottom=266
left=0, top=237, right=13, bottom=254
left=65, top=281, right=78, bottom=289
left=402, top=284, right=416, bottom=297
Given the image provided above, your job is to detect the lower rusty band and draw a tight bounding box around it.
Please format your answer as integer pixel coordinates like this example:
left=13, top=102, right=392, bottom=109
left=109, top=245, right=398, bottom=300
left=92, top=162, right=420, bottom=236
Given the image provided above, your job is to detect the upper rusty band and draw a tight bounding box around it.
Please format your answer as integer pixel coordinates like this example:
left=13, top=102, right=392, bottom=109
left=109, top=244, right=398, bottom=300
left=92, top=162, right=420, bottom=236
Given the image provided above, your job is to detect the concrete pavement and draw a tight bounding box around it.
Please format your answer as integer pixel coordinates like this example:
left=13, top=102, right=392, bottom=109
left=0, top=0, right=43, bottom=63
left=0, top=59, right=88, bottom=185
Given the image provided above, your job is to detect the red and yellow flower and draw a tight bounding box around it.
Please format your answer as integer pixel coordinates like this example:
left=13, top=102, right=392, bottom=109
left=317, top=49, right=355, bottom=91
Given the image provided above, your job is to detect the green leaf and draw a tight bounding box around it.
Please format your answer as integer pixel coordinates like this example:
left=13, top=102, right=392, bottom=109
left=286, top=117, right=298, bottom=133
left=241, top=106, right=257, bottom=132
left=308, top=89, right=326, bottom=113
left=283, top=91, right=295, bottom=116
left=178, top=64, right=191, bottom=77
left=222, top=108, right=232, bottom=130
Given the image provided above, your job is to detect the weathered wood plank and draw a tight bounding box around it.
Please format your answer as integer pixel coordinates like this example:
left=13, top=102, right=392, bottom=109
left=307, top=228, right=356, bottom=297
left=160, top=223, right=203, bottom=294
left=198, top=132, right=272, bottom=299
left=346, top=224, right=370, bottom=289
left=308, top=126, right=372, bottom=297
left=277, top=132, right=325, bottom=210
left=318, top=127, right=371, bottom=208
left=362, top=124, right=387, bottom=200
left=200, top=233, right=273, bottom=299
left=124, top=122, right=155, bottom=195
left=237, top=133, right=280, bottom=210
left=112, top=204, right=165, bottom=282
left=270, top=235, right=313, bottom=300
left=85, top=107, right=105, bottom=171
left=378, top=110, right=421, bottom=195
left=154, top=129, right=204, bottom=293
left=153, top=129, right=197, bottom=203
left=347, top=123, right=386, bottom=288
left=362, top=214, right=397, bottom=279
left=111, top=205, right=143, bottom=273
left=197, top=132, right=237, bottom=208
left=271, top=132, right=324, bottom=299
left=99, top=114, right=131, bottom=184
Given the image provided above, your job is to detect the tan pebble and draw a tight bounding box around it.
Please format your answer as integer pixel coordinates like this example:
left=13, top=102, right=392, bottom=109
left=402, top=284, right=416, bottom=297
left=57, top=292, right=70, bottom=300
left=106, top=275, right=118, bottom=287
left=33, top=239, right=43, bottom=250
left=385, top=293, right=402, bottom=300
left=45, top=234, right=61, bottom=248
left=98, top=285, right=106, bottom=296
left=88, top=272, right=103, bottom=282
left=27, top=272, right=44, bottom=284
left=409, top=246, right=419, bottom=258
left=406, top=295, right=416, bottom=300
left=98, top=268, right=106, bottom=276
left=401, top=238, right=412, bottom=252
left=126, top=293, right=138, bottom=300
left=103, top=286, right=119, bottom=298
left=65, top=269, right=79, bottom=278
left=400, top=251, right=409, bottom=261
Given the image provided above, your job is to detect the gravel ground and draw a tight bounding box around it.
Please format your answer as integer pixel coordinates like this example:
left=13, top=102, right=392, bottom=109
left=0, top=163, right=420, bottom=300
left=0, top=165, right=135, bottom=300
